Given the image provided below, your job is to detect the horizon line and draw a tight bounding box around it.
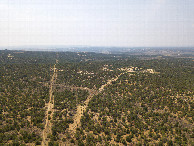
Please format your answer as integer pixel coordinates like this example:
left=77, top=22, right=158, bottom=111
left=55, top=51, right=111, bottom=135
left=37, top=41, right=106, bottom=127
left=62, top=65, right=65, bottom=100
left=0, top=45, right=194, bottom=48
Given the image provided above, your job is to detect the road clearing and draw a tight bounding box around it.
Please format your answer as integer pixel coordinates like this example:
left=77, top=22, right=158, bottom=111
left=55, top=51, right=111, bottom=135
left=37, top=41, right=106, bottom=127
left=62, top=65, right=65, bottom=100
left=41, top=64, right=57, bottom=146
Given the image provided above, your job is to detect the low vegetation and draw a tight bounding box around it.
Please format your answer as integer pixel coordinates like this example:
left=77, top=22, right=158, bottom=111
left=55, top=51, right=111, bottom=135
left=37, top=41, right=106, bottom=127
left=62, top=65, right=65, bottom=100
left=0, top=50, right=193, bottom=145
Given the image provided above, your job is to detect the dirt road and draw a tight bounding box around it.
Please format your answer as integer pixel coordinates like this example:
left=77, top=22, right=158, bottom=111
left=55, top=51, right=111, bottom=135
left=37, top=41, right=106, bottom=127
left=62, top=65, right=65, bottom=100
left=68, top=88, right=96, bottom=132
left=41, top=64, right=57, bottom=146
left=68, top=74, right=121, bottom=135
left=99, top=74, right=121, bottom=92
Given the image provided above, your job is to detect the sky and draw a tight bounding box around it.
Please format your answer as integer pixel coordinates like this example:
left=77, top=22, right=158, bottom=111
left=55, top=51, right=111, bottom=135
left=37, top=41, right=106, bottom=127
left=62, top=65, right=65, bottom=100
left=0, top=0, right=194, bottom=47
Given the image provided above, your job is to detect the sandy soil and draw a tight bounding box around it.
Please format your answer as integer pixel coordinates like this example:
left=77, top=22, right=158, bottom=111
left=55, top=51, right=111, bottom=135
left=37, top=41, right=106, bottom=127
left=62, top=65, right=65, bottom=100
left=41, top=64, right=57, bottom=146
left=68, top=87, right=96, bottom=132
left=68, top=74, right=122, bottom=137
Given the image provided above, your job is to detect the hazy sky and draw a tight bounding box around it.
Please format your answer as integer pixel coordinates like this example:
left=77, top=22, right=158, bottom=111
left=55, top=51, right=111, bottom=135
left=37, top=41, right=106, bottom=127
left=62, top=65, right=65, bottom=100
left=0, top=0, right=194, bottom=47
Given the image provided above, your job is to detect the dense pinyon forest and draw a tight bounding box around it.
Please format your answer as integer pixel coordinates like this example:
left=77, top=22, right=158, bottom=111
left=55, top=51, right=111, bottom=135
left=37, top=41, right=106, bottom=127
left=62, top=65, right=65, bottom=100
left=0, top=50, right=193, bottom=145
